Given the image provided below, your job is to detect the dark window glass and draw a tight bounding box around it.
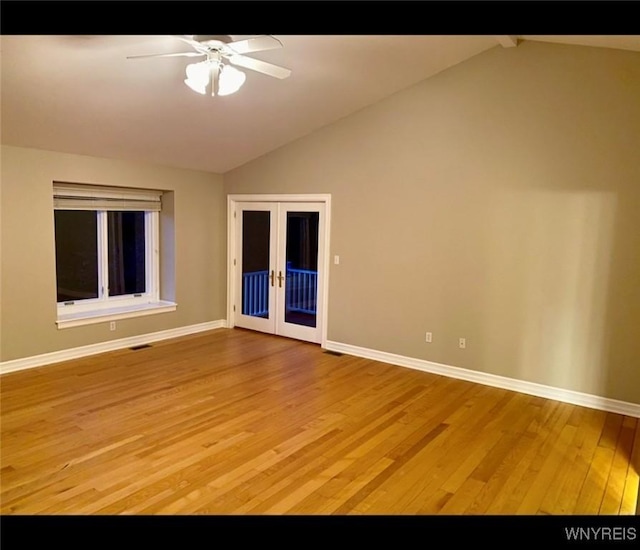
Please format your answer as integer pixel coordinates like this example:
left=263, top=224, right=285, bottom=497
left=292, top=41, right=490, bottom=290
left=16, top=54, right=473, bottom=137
left=55, top=210, right=99, bottom=302
left=108, top=211, right=146, bottom=296
left=241, top=210, right=270, bottom=318
left=285, top=211, right=319, bottom=328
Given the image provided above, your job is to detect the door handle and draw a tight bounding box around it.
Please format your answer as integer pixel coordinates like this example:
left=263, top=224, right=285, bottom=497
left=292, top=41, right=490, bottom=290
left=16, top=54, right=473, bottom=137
left=270, top=270, right=275, bottom=287
left=277, top=270, right=284, bottom=288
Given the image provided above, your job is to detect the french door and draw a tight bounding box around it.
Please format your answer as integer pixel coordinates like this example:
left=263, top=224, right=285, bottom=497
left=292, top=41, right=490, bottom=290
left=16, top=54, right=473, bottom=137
left=233, top=201, right=326, bottom=344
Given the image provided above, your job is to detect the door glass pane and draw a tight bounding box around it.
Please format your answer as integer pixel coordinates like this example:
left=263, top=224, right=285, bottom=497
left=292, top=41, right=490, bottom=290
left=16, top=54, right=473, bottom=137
left=242, top=211, right=271, bottom=318
left=54, top=210, right=99, bottom=302
left=285, top=212, right=319, bottom=328
left=108, top=211, right=146, bottom=296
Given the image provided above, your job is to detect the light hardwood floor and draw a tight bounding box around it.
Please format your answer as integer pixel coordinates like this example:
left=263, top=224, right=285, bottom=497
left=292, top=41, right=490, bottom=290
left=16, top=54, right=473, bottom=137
left=1, top=328, right=638, bottom=515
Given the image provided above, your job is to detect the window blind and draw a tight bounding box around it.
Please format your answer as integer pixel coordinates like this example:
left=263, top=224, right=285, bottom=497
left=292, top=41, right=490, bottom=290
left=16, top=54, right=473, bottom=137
left=53, top=182, right=162, bottom=212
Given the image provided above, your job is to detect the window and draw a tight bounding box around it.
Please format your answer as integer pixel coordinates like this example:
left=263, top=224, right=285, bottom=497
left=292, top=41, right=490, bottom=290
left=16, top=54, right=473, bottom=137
left=53, top=183, right=176, bottom=328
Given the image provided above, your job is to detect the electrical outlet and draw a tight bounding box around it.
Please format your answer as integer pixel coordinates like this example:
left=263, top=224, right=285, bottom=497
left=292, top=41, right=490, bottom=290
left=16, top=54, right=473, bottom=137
left=459, top=337, right=466, bottom=349
left=110, top=321, right=116, bottom=331
left=425, top=332, right=432, bottom=343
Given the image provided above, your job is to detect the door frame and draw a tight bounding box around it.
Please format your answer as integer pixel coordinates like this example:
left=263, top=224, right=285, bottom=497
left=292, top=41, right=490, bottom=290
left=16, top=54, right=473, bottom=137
left=227, top=194, right=332, bottom=348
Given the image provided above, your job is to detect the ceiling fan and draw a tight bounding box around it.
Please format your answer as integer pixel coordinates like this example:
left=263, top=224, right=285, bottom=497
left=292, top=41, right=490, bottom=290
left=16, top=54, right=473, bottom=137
left=127, top=35, right=292, bottom=97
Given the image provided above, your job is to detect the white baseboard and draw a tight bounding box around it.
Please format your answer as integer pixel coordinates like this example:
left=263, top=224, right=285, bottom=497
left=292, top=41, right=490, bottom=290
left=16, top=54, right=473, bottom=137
left=0, top=320, right=228, bottom=375
left=4, top=329, right=637, bottom=418
left=324, top=340, right=640, bottom=418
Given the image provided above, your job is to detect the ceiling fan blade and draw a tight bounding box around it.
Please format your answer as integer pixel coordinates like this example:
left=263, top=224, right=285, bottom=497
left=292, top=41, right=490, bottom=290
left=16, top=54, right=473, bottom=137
left=226, top=54, right=291, bottom=79
left=226, top=35, right=283, bottom=54
left=127, top=52, right=204, bottom=60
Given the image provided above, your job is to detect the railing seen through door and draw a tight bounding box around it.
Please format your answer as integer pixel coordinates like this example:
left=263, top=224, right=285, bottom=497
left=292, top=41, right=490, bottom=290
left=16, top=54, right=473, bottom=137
left=242, top=266, right=318, bottom=317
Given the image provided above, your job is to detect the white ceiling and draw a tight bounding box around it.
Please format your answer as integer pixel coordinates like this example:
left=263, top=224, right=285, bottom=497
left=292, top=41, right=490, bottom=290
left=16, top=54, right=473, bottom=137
left=2, top=35, right=639, bottom=174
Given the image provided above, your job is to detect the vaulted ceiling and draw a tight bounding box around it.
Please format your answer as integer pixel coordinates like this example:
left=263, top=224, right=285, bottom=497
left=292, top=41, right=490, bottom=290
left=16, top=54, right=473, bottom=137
left=2, top=35, right=639, bottom=173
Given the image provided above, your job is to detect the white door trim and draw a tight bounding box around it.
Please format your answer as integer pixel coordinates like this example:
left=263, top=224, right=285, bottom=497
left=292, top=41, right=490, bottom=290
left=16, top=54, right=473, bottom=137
left=275, top=202, right=326, bottom=343
left=233, top=202, right=278, bottom=335
left=227, top=194, right=332, bottom=347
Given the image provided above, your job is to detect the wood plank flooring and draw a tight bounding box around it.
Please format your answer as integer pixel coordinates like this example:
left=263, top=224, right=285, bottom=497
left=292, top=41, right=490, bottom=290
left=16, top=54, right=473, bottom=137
left=1, top=328, right=638, bottom=515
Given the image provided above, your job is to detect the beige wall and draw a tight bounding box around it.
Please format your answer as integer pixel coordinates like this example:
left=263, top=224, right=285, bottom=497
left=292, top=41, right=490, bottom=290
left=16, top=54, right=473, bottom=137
left=225, top=41, right=640, bottom=403
left=0, top=145, right=226, bottom=361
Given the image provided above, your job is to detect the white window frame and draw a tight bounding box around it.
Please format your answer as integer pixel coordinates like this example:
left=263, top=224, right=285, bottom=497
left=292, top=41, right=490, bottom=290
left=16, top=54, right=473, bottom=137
left=54, top=183, right=176, bottom=329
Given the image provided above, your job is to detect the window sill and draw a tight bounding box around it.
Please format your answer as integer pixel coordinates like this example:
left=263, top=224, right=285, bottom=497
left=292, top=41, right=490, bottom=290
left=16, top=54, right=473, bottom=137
left=56, top=301, right=177, bottom=329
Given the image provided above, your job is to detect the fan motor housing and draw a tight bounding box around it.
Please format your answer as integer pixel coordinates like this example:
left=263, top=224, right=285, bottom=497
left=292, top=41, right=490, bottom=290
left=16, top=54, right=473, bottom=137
left=194, top=35, right=233, bottom=47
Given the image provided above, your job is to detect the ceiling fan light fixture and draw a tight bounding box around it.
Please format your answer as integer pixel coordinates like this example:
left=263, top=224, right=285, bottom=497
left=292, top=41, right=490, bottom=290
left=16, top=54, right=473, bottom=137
left=218, top=65, right=246, bottom=96
left=184, top=61, right=210, bottom=95
left=131, top=35, right=290, bottom=99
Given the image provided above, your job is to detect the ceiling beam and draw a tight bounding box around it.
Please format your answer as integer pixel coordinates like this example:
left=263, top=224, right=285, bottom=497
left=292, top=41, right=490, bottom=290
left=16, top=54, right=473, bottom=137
left=495, top=36, right=519, bottom=48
